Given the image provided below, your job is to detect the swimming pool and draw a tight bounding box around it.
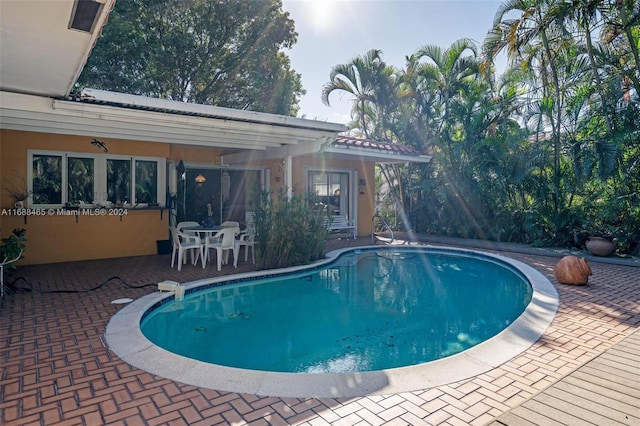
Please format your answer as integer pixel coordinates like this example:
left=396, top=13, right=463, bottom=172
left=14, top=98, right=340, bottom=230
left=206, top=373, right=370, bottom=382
left=106, top=246, right=558, bottom=398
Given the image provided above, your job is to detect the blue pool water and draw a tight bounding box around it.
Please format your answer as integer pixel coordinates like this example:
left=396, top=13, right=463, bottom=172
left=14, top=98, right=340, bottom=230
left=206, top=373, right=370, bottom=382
left=141, top=248, right=532, bottom=373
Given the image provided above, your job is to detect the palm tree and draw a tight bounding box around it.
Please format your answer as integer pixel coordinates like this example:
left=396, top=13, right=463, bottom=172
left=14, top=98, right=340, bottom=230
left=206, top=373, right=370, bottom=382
left=604, top=0, right=640, bottom=90
left=561, top=0, right=615, bottom=129
left=413, top=38, right=479, bottom=135
left=321, top=49, right=395, bottom=138
left=398, top=38, right=479, bottom=180
left=484, top=0, right=572, bottom=218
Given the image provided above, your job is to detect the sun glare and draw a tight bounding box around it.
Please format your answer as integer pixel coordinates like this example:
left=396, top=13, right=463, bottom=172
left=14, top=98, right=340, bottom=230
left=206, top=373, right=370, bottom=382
left=309, top=0, right=337, bottom=32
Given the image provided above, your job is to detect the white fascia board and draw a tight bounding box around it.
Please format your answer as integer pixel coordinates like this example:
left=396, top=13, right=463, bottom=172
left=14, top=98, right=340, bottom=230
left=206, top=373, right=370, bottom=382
left=53, top=100, right=334, bottom=140
left=81, top=88, right=348, bottom=132
left=0, top=92, right=338, bottom=148
left=324, top=147, right=432, bottom=164
left=0, top=121, right=266, bottom=150
left=221, top=136, right=334, bottom=165
left=53, top=100, right=340, bottom=143
left=1, top=108, right=281, bottom=149
left=0, top=115, right=273, bottom=150
left=205, top=139, right=434, bottom=166
left=0, top=91, right=53, bottom=111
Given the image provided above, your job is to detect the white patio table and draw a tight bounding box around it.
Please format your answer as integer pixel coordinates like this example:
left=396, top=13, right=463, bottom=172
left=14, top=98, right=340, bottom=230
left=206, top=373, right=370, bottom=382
left=181, top=225, right=222, bottom=267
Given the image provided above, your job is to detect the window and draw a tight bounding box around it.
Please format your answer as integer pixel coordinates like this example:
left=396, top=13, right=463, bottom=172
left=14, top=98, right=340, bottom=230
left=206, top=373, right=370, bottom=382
left=308, top=171, right=350, bottom=217
left=107, top=159, right=131, bottom=204
left=135, top=160, right=158, bottom=204
left=32, top=154, right=62, bottom=204
left=68, top=156, right=94, bottom=204
left=28, top=150, right=165, bottom=207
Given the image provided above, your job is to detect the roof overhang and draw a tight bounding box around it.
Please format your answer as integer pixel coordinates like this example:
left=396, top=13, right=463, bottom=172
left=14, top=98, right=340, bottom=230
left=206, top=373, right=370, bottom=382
left=0, top=90, right=348, bottom=150
left=322, top=144, right=432, bottom=164
left=0, top=0, right=116, bottom=97
left=0, top=0, right=429, bottom=165
left=222, top=136, right=432, bottom=166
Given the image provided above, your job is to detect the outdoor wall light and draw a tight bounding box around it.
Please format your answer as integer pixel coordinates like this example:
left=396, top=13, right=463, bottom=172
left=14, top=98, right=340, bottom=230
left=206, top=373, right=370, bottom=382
left=195, top=174, right=206, bottom=184
left=359, top=179, right=366, bottom=195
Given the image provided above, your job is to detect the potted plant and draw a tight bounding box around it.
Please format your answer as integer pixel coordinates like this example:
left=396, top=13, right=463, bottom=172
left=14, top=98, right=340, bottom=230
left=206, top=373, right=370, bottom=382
left=4, top=174, right=32, bottom=208
left=1, top=228, right=27, bottom=263
left=1, top=229, right=27, bottom=297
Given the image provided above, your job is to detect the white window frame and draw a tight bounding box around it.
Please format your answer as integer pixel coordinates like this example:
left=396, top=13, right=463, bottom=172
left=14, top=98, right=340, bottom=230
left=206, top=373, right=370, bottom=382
left=28, top=150, right=166, bottom=208
left=305, top=167, right=358, bottom=225
left=67, top=153, right=96, bottom=204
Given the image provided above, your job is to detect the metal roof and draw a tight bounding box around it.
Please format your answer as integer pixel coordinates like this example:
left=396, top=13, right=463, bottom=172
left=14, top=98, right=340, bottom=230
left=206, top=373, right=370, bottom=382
left=78, top=88, right=346, bottom=133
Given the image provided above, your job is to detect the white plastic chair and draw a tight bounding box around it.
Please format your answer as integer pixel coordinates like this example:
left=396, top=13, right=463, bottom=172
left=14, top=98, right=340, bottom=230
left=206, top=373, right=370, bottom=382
left=169, top=226, right=201, bottom=271
left=177, top=220, right=201, bottom=240
left=236, top=225, right=255, bottom=264
left=203, top=226, right=239, bottom=271
left=236, top=233, right=255, bottom=263
left=176, top=221, right=199, bottom=232
left=236, top=212, right=255, bottom=263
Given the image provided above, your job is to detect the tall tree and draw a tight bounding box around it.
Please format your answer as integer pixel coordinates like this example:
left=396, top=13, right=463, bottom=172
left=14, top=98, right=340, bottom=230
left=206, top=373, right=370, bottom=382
left=411, top=39, right=479, bottom=166
left=414, top=39, right=479, bottom=135
left=564, top=0, right=615, bottom=130
left=604, top=0, right=640, bottom=90
left=321, top=49, right=395, bottom=138
left=484, top=0, right=573, bottom=221
left=77, top=0, right=304, bottom=115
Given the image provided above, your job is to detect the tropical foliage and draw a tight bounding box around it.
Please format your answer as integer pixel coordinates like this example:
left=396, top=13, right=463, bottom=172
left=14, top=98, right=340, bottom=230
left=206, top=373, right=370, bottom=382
left=1, top=229, right=27, bottom=272
left=77, top=0, right=304, bottom=115
left=252, top=189, right=329, bottom=269
left=323, top=0, right=640, bottom=255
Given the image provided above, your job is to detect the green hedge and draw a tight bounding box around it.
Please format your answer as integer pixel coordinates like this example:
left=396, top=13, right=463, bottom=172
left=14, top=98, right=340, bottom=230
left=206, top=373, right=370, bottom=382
left=252, top=189, right=329, bottom=269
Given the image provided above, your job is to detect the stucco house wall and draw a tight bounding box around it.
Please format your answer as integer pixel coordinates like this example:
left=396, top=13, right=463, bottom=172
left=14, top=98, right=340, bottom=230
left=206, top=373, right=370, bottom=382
left=1, top=129, right=377, bottom=265
left=0, top=130, right=227, bottom=264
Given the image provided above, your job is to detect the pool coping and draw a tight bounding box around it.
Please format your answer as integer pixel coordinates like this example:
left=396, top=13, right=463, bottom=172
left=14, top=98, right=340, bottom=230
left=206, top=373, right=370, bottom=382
left=104, top=245, right=559, bottom=398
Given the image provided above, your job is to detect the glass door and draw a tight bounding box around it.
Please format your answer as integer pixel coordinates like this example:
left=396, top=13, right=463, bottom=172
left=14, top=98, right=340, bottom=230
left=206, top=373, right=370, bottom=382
left=175, top=167, right=262, bottom=226
left=308, top=171, right=351, bottom=218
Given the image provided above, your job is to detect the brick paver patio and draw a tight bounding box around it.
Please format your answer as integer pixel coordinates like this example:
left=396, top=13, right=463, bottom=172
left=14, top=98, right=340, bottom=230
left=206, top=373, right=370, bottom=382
left=1, top=239, right=638, bottom=425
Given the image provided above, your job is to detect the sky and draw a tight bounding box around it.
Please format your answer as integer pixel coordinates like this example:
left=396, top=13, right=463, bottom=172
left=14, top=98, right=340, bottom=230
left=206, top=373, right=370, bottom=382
left=281, top=0, right=505, bottom=125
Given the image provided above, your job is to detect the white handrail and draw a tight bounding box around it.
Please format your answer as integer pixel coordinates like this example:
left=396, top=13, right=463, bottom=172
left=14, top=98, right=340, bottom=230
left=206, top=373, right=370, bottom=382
left=371, top=214, right=395, bottom=245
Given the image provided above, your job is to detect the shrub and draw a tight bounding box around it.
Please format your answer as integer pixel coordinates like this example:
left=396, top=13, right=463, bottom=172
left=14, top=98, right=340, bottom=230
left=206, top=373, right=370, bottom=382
left=252, top=189, right=329, bottom=269
left=1, top=228, right=27, bottom=271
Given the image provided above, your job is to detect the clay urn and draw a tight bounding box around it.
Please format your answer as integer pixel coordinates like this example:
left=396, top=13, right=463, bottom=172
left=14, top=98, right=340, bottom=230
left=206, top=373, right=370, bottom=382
left=585, top=236, right=616, bottom=257
left=554, top=256, right=592, bottom=285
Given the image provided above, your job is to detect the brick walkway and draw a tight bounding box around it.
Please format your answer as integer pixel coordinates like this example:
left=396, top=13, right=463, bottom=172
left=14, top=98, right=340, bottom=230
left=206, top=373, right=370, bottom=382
left=1, top=240, right=638, bottom=425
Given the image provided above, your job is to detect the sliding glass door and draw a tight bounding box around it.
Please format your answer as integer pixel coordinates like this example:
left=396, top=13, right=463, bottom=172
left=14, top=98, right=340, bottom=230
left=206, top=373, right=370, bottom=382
left=308, top=171, right=351, bottom=219
left=175, top=167, right=262, bottom=226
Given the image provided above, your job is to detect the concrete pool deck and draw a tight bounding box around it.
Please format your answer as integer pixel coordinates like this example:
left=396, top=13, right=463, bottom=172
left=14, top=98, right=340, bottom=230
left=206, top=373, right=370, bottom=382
left=1, top=237, right=638, bottom=425
left=105, top=246, right=559, bottom=398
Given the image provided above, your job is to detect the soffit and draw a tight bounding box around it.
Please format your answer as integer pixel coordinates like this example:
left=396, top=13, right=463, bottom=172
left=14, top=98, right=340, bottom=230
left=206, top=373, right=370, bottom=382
left=0, top=0, right=115, bottom=97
